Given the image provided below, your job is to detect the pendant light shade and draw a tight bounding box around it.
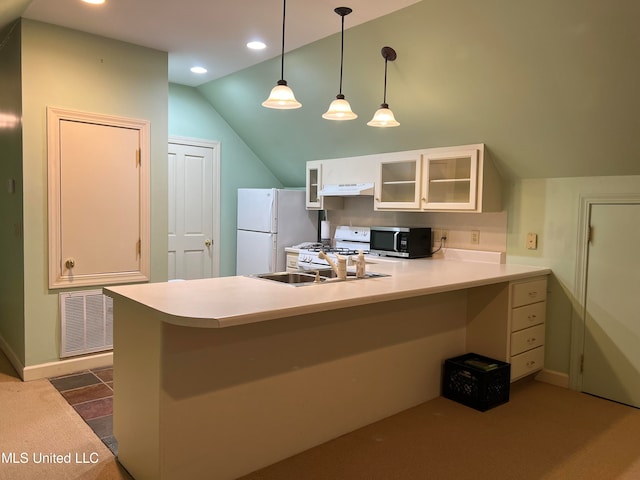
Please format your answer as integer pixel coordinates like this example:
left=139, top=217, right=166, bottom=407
left=262, top=0, right=301, bottom=109
left=322, top=7, right=357, bottom=121
left=263, top=80, right=301, bottom=109
left=368, top=105, right=399, bottom=127
left=367, top=46, right=399, bottom=127
left=323, top=95, right=357, bottom=120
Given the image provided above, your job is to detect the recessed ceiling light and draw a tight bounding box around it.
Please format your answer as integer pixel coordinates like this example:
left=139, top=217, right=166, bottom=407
left=190, top=66, right=208, bottom=74
left=82, top=0, right=106, bottom=4
left=247, top=41, right=267, bottom=50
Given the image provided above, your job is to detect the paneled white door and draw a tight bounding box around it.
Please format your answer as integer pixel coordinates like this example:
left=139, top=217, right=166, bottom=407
left=582, top=203, right=640, bottom=408
left=168, top=140, right=219, bottom=280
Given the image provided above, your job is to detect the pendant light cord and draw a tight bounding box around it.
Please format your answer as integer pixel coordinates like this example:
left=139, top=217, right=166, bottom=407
left=280, top=0, right=287, bottom=81
left=383, top=57, right=388, bottom=105
left=338, top=13, right=345, bottom=95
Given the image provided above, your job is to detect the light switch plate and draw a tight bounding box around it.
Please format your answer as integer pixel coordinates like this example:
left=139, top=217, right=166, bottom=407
left=526, top=232, right=538, bottom=250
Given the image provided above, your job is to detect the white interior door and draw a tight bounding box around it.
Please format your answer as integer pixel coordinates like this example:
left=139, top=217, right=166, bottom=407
left=582, top=203, right=640, bottom=407
left=168, top=140, right=220, bottom=280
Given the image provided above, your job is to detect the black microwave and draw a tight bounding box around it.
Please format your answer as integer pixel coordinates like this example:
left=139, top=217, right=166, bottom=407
left=369, top=227, right=432, bottom=258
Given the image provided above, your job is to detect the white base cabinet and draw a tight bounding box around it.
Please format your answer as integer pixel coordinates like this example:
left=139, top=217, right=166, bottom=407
left=285, top=251, right=299, bottom=272
left=466, top=276, right=548, bottom=382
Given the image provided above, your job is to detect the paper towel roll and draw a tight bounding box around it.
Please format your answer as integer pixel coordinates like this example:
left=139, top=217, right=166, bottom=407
left=320, top=220, right=331, bottom=241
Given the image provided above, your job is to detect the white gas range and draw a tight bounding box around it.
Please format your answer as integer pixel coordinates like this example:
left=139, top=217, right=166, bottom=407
left=297, top=226, right=371, bottom=270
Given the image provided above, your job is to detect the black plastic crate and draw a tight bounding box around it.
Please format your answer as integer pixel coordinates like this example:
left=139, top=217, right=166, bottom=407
left=442, top=353, right=511, bottom=411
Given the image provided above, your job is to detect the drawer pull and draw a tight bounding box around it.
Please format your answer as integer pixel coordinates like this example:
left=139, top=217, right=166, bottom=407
left=528, top=292, right=538, bottom=298
left=526, top=360, right=536, bottom=367
left=528, top=314, right=537, bottom=320
left=527, top=337, right=536, bottom=343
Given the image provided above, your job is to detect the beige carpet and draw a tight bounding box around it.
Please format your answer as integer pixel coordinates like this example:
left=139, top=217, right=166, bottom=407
left=0, top=351, right=131, bottom=480
left=242, top=379, right=640, bottom=480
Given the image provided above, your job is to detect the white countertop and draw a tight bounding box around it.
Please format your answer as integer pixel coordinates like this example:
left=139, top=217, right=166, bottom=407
left=105, top=255, right=550, bottom=329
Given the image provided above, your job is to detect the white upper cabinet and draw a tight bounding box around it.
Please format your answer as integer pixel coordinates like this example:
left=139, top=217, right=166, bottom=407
left=305, top=160, right=343, bottom=210
left=305, top=160, right=322, bottom=209
left=376, top=144, right=501, bottom=213
left=421, top=147, right=479, bottom=211
left=420, top=144, right=502, bottom=213
left=374, top=153, right=423, bottom=210
left=306, top=143, right=502, bottom=213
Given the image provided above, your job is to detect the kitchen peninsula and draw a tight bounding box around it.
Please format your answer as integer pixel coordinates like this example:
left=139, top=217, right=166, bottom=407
left=105, top=256, right=549, bottom=480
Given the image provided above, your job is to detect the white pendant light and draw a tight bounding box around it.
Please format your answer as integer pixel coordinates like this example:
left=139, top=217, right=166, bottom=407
left=322, top=7, right=357, bottom=121
left=262, top=0, right=301, bottom=109
left=367, top=46, right=400, bottom=127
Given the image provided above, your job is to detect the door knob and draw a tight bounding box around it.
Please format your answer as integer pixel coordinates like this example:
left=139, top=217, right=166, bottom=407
left=205, top=239, right=212, bottom=247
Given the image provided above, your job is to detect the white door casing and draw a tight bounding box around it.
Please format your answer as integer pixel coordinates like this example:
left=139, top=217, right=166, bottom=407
left=168, top=137, right=220, bottom=280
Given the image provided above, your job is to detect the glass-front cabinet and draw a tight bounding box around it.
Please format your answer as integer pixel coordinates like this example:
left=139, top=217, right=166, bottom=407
left=374, top=154, right=423, bottom=210
left=421, top=149, right=479, bottom=210
left=305, top=161, right=323, bottom=209
left=305, top=160, right=343, bottom=210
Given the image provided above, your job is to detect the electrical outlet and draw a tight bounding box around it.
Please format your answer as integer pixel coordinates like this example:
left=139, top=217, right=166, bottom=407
left=471, top=230, right=480, bottom=245
left=433, top=229, right=448, bottom=243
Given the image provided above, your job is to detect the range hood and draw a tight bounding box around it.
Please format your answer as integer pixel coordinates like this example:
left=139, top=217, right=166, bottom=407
left=318, top=183, right=374, bottom=196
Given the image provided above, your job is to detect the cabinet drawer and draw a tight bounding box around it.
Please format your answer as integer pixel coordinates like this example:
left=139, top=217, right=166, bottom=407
left=511, top=324, right=545, bottom=356
left=510, top=346, right=544, bottom=381
left=512, top=278, right=547, bottom=308
left=512, top=302, right=546, bottom=332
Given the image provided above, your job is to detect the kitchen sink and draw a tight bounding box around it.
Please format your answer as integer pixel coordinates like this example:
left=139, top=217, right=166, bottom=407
left=248, top=270, right=389, bottom=286
left=250, top=272, right=326, bottom=284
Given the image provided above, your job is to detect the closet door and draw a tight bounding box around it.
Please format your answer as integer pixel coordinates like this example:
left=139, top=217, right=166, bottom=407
left=48, top=107, right=150, bottom=288
left=582, top=203, right=640, bottom=407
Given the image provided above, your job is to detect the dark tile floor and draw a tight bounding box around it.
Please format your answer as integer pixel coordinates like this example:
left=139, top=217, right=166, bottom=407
left=49, top=367, right=117, bottom=455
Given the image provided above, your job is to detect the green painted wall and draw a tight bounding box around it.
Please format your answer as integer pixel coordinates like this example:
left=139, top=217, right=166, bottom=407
left=168, top=84, right=283, bottom=277
left=20, top=19, right=168, bottom=366
left=0, top=21, right=25, bottom=365
left=506, top=176, right=640, bottom=374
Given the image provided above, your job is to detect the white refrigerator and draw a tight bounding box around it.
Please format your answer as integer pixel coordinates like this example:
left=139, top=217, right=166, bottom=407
left=236, top=188, right=318, bottom=275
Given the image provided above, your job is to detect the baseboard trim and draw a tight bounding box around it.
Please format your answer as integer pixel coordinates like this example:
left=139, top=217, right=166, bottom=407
left=0, top=333, right=26, bottom=380
left=535, top=368, right=570, bottom=388
left=22, top=352, right=113, bottom=382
